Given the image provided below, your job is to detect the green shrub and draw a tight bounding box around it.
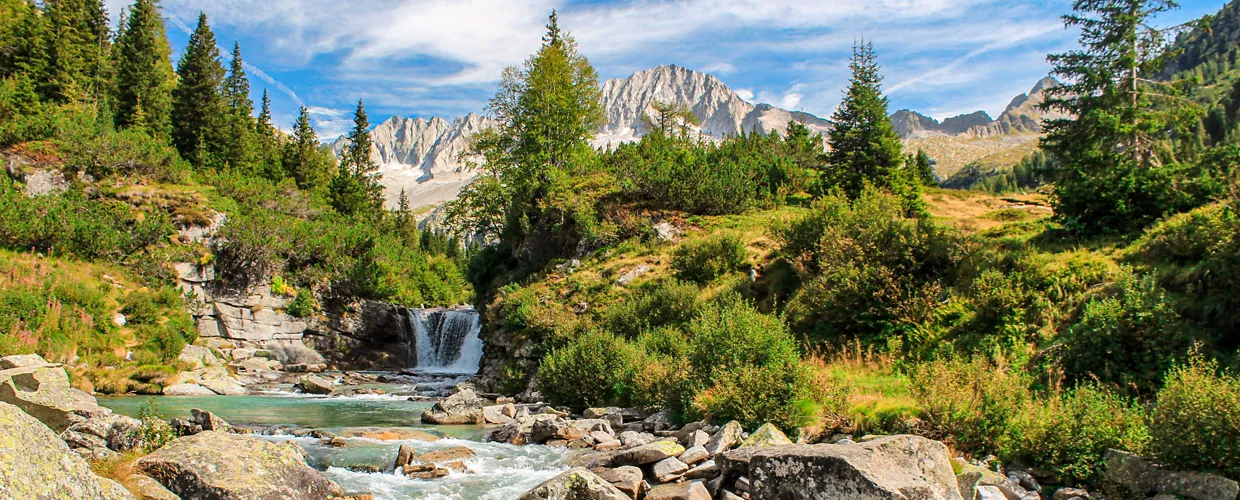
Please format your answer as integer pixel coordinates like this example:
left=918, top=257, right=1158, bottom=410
left=1009, top=384, right=1149, bottom=482
left=1058, top=272, right=1193, bottom=392
left=1149, top=357, right=1240, bottom=479
left=121, top=291, right=160, bottom=325
left=605, top=279, right=700, bottom=337
left=286, top=288, right=316, bottom=318
left=909, top=357, right=1030, bottom=455
left=536, top=330, right=644, bottom=410
left=0, top=184, right=174, bottom=262
left=692, top=360, right=820, bottom=431
left=671, top=234, right=747, bottom=284
left=777, top=189, right=962, bottom=347
left=135, top=398, right=175, bottom=452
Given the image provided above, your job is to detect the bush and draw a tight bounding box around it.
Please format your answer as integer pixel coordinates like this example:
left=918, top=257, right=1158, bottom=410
left=286, top=288, right=316, bottom=318
left=1149, top=357, right=1240, bottom=479
left=1058, top=272, right=1193, bottom=392
left=0, top=183, right=174, bottom=262
left=777, top=189, right=963, bottom=347
left=692, top=360, right=820, bottom=431
left=671, top=234, right=747, bottom=284
left=908, top=357, right=1030, bottom=454
left=605, top=279, right=701, bottom=337
left=1009, top=384, right=1149, bottom=482
left=536, top=330, right=644, bottom=410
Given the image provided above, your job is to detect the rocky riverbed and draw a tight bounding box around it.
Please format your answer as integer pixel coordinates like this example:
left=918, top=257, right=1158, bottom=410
left=2, top=353, right=1237, bottom=500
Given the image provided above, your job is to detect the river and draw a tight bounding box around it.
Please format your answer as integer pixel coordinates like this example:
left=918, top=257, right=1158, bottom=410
left=99, top=388, right=569, bottom=499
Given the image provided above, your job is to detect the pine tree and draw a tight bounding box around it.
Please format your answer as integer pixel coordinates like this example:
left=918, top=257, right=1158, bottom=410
left=42, top=0, right=112, bottom=105
left=826, top=40, right=914, bottom=204
left=2, top=0, right=49, bottom=83
left=1041, top=0, right=1204, bottom=232
left=254, top=89, right=282, bottom=179
left=330, top=99, right=384, bottom=216
left=171, top=12, right=227, bottom=165
left=913, top=149, right=936, bottom=186
left=114, top=0, right=174, bottom=138
left=219, top=42, right=257, bottom=171
left=223, top=43, right=251, bottom=115
left=282, top=106, right=335, bottom=189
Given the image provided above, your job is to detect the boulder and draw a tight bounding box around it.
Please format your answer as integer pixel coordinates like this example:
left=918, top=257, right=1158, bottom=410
left=296, top=374, right=335, bottom=395
left=1101, top=449, right=1238, bottom=500
left=653, top=457, right=690, bottom=483
left=482, top=405, right=514, bottom=424
left=619, top=430, right=655, bottom=448
left=517, top=468, right=631, bottom=500
left=138, top=431, right=342, bottom=500
left=612, top=440, right=686, bottom=466
left=953, top=458, right=1011, bottom=500
left=720, top=435, right=963, bottom=500
left=741, top=423, right=793, bottom=448
left=420, top=388, right=484, bottom=425
left=130, top=474, right=181, bottom=500
left=176, top=345, right=220, bottom=369
left=705, top=420, right=744, bottom=456
left=0, top=354, right=49, bottom=369
left=594, top=466, right=644, bottom=499
left=0, top=359, right=108, bottom=432
left=0, top=402, right=134, bottom=499
left=162, top=383, right=217, bottom=396
left=416, top=446, right=478, bottom=463
left=683, top=430, right=710, bottom=449
left=394, top=444, right=417, bottom=469
left=196, top=377, right=246, bottom=396
left=190, top=409, right=230, bottom=432
left=645, top=481, right=711, bottom=500
left=679, top=445, right=709, bottom=465
left=684, top=460, right=718, bottom=480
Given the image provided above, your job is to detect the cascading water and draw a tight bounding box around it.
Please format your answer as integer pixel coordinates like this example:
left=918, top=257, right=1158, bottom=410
left=405, top=308, right=484, bottom=374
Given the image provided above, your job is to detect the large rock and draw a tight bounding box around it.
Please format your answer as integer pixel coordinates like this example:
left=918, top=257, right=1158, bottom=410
left=162, top=383, right=217, bottom=396
left=0, top=358, right=108, bottom=432
left=719, top=434, right=963, bottom=500
left=740, top=423, right=793, bottom=448
left=594, top=466, right=644, bottom=498
left=705, top=420, right=743, bottom=456
left=1101, top=449, right=1238, bottom=500
left=138, top=431, right=342, bottom=500
left=612, top=440, right=686, bottom=466
left=420, top=388, right=484, bottom=425
left=517, top=468, right=631, bottom=500
left=176, top=345, right=220, bottom=369
left=645, top=481, right=711, bottom=500
left=130, top=474, right=181, bottom=500
left=296, top=374, right=335, bottom=395
left=0, top=402, right=134, bottom=499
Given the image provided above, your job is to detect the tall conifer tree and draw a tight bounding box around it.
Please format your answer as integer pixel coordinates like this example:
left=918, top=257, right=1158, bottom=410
left=171, top=12, right=227, bottom=165
left=114, top=0, right=174, bottom=138
left=826, top=40, right=910, bottom=202
left=330, top=99, right=384, bottom=216
left=219, top=42, right=256, bottom=170
left=282, top=106, right=334, bottom=189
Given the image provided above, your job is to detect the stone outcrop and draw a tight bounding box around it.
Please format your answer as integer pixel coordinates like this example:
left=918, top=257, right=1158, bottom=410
left=0, top=354, right=141, bottom=459
left=517, top=468, right=631, bottom=500
left=718, top=434, right=963, bottom=500
left=296, top=374, right=335, bottom=395
left=1100, top=449, right=1238, bottom=500
left=0, top=402, right=134, bottom=499
left=138, top=431, right=342, bottom=500
left=421, top=388, right=484, bottom=425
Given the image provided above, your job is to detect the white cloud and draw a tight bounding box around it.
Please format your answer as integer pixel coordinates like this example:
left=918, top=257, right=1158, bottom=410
left=735, top=88, right=755, bottom=101
left=701, top=62, right=737, bottom=75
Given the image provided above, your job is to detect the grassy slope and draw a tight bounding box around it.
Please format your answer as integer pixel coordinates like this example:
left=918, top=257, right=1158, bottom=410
left=499, top=188, right=1107, bottom=431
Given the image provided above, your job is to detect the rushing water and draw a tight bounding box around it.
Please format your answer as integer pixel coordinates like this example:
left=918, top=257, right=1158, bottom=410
left=407, top=308, right=485, bottom=374
left=98, top=390, right=569, bottom=499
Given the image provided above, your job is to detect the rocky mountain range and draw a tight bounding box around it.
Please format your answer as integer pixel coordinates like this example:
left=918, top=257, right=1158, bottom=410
left=334, top=67, right=1060, bottom=209
left=332, top=65, right=830, bottom=209
left=890, top=77, right=1063, bottom=139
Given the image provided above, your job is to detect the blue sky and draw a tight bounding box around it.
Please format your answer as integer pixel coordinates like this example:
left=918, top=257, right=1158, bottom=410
left=106, top=0, right=1228, bottom=140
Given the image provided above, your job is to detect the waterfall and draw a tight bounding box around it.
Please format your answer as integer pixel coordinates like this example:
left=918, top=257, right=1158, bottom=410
left=405, top=308, right=484, bottom=374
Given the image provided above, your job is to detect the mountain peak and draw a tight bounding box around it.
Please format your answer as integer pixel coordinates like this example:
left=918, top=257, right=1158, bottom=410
left=1030, top=76, right=1060, bottom=95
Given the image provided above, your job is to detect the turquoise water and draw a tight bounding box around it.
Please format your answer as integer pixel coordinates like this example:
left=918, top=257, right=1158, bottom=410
left=98, top=393, right=570, bottom=499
